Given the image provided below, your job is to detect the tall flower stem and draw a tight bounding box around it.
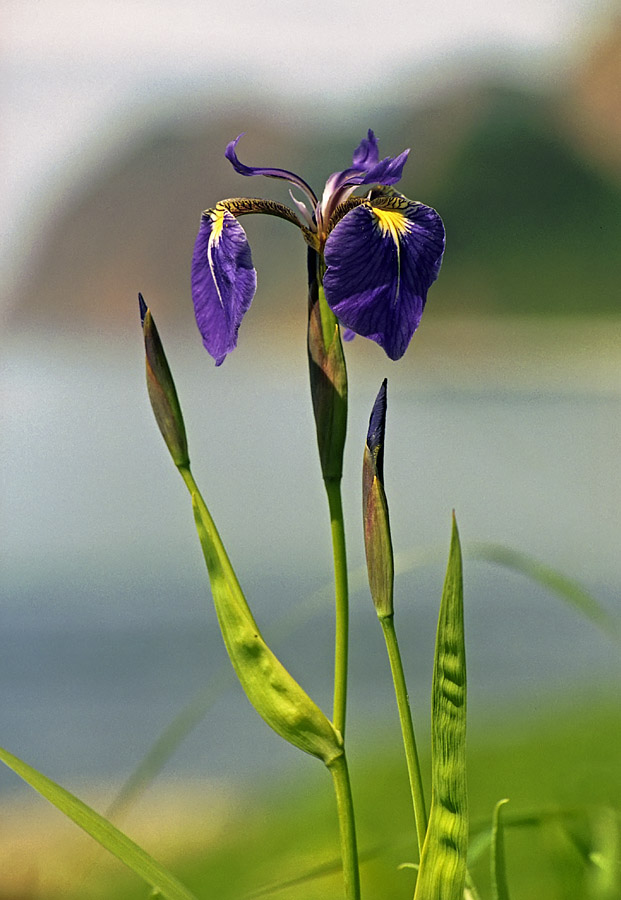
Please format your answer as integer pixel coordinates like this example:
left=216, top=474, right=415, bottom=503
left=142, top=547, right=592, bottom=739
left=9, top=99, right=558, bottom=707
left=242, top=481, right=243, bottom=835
left=306, top=248, right=350, bottom=735
left=328, top=752, right=361, bottom=900
left=380, top=615, right=428, bottom=857
left=325, top=476, right=349, bottom=736
left=307, top=249, right=359, bottom=896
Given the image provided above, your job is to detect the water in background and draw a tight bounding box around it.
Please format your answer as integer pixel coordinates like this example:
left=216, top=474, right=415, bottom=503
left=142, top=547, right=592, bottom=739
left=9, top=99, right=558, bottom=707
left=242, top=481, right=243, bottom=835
left=2, top=329, right=620, bottom=797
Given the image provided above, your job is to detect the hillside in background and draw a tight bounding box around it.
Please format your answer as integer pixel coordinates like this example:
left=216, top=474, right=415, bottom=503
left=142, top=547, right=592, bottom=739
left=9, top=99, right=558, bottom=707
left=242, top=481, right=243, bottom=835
left=8, top=23, right=621, bottom=336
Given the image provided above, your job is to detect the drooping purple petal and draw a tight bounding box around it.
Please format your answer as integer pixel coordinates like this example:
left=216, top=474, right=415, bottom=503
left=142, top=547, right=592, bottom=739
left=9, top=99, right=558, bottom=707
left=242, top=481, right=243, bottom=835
left=191, top=206, right=257, bottom=365
left=351, top=130, right=379, bottom=168
left=225, top=134, right=318, bottom=209
left=323, top=200, right=445, bottom=361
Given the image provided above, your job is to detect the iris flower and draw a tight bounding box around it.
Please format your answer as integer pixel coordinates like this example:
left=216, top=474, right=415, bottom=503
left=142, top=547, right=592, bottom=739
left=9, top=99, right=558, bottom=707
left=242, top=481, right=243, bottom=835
left=191, top=130, right=445, bottom=365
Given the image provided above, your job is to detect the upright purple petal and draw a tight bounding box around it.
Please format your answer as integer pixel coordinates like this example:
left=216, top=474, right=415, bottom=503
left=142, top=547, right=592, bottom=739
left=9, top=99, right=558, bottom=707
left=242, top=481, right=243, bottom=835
left=352, top=130, right=380, bottom=168
left=323, top=200, right=445, bottom=361
left=319, top=144, right=410, bottom=225
left=191, top=205, right=257, bottom=365
left=360, top=149, right=410, bottom=186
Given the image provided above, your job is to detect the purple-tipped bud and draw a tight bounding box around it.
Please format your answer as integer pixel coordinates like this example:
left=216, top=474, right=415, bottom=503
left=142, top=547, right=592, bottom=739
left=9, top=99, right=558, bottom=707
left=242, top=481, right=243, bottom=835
left=366, top=378, right=387, bottom=482
left=138, top=291, right=148, bottom=326
left=363, top=379, right=394, bottom=618
left=139, top=294, right=190, bottom=469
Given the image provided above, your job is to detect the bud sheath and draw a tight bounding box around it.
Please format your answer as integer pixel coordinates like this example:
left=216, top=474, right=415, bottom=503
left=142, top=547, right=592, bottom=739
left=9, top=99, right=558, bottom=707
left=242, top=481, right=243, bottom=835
left=362, top=379, right=394, bottom=618
left=139, top=294, right=190, bottom=469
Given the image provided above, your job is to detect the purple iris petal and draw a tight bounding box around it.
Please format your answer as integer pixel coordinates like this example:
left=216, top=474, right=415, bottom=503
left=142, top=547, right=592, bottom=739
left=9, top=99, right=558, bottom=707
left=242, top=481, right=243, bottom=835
left=360, top=149, right=410, bottom=186
left=191, top=208, right=257, bottom=366
left=225, top=134, right=318, bottom=208
left=352, top=130, right=380, bottom=168
left=323, top=201, right=445, bottom=361
left=319, top=144, right=410, bottom=225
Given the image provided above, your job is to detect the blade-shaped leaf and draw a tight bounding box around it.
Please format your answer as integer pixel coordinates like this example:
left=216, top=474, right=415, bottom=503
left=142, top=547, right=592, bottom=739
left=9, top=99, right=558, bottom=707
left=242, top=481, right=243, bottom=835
left=0, top=745, right=198, bottom=900
left=470, top=543, right=620, bottom=642
left=587, top=807, right=620, bottom=900
left=190, top=488, right=343, bottom=766
left=491, top=799, right=511, bottom=900
left=414, top=514, right=468, bottom=900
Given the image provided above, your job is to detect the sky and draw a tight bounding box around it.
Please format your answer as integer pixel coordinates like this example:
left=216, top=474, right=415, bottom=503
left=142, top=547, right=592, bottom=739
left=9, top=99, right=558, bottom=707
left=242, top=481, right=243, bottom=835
left=1, top=0, right=614, bottom=312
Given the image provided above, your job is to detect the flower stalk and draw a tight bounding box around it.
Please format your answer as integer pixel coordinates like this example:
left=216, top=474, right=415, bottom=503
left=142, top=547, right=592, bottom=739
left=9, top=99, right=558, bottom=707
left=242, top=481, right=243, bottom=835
left=328, top=753, right=361, bottom=900
left=307, top=248, right=350, bottom=736
left=363, top=381, right=428, bottom=858
left=380, top=615, right=428, bottom=857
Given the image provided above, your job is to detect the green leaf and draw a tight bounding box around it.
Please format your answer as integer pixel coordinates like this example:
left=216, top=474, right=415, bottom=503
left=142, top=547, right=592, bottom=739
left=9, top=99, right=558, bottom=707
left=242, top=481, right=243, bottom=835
left=491, top=799, right=511, bottom=900
left=587, top=807, right=620, bottom=900
left=190, top=486, right=343, bottom=766
left=0, top=745, right=198, bottom=900
left=469, top=543, right=620, bottom=641
left=414, top=514, right=468, bottom=900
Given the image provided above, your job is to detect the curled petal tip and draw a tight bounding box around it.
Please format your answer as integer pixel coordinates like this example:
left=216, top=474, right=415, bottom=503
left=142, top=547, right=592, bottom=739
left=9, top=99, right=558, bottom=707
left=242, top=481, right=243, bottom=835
left=224, top=134, right=249, bottom=174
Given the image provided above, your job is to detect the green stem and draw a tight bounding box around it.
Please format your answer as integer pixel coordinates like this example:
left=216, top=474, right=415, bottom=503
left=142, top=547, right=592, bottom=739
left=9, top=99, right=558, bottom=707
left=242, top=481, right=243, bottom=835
left=380, top=615, right=428, bottom=858
left=325, top=476, right=349, bottom=737
left=178, top=464, right=199, bottom=498
left=329, top=753, right=361, bottom=900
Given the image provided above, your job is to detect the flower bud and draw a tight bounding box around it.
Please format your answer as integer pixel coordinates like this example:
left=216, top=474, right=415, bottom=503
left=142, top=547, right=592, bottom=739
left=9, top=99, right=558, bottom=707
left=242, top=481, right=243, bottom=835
left=139, top=294, right=190, bottom=469
left=362, top=379, right=394, bottom=618
left=307, top=252, right=347, bottom=482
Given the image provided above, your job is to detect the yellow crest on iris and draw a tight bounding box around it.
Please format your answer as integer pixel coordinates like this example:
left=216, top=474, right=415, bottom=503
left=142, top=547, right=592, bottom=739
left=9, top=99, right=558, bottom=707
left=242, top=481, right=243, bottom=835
left=209, top=203, right=228, bottom=245
left=372, top=206, right=411, bottom=244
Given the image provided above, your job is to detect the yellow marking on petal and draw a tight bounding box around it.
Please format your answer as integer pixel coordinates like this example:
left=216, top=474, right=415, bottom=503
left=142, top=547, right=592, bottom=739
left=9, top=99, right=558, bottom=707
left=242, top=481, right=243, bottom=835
left=209, top=203, right=227, bottom=246
left=372, top=207, right=410, bottom=244
left=208, top=205, right=229, bottom=310
left=372, top=207, right=409, bottom=307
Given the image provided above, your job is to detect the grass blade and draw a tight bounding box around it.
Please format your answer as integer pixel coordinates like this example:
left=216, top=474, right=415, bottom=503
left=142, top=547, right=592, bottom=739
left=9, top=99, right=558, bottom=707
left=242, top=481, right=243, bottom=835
left=414, top=514, right=468, bottom=900
left=470, top=543, right=620, bottom=641
left=0, top=745, right=198, bottom=900
left=587, top=808, right=620, bottom=900
left=491, top=799, right=511, bottom=900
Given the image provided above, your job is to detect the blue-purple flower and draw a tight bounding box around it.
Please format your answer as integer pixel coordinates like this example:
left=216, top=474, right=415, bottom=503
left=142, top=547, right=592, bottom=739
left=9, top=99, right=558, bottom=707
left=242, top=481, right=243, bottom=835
left=191, top=130, right=445, bottom=365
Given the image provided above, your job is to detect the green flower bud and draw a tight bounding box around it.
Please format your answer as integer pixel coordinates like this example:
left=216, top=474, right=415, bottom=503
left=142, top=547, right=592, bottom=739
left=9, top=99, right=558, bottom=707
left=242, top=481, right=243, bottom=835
left=139, top=294, right=189, bottom=469
left=307, top=252, right=347, bottom=483
left=362, top=379, right=394, bottom=619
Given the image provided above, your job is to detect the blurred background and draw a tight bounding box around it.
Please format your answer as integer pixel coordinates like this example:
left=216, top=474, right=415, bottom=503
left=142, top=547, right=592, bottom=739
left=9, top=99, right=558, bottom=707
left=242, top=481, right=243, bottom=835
left=2, top=0, right=621, bottom=896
